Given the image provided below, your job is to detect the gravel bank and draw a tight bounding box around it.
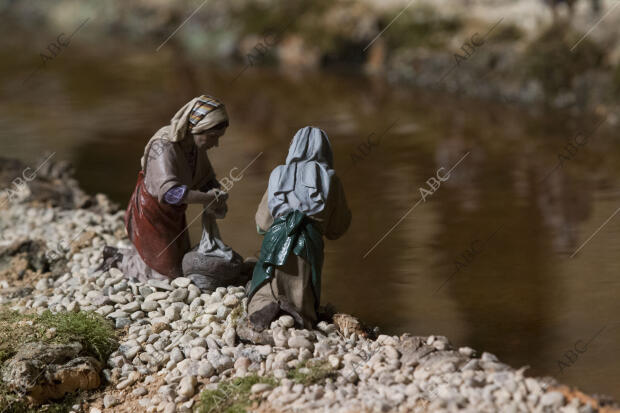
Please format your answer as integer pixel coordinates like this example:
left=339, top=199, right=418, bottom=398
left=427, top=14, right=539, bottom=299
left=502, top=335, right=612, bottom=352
left=0, top=159, right=617, bottom=412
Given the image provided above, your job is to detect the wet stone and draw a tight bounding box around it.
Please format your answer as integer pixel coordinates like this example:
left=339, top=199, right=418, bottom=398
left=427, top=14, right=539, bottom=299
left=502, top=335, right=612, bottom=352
left=148, top=279, right=174, bottom=291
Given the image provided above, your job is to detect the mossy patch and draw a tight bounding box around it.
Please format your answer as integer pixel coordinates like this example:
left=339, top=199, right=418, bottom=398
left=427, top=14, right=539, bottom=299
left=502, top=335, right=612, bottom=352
left=197, top=374, right=279, bottom=413
left=34, top=310, right=117, bottom=362
left=381, top=5, right=463, bottom=51
left=234, top=0, right=330, bottom=38
left=0, top=309, right=117, bottom=364
left=228, top=304, right=244, bottom=328
left=522, top=22, right=605, bottom=96
left=0, top=389, right=82, bottom=413
left=0, top=309, right=117, bottom=413
left=492, top=22, right=523, bottom=42
left=287, top=359, right=336, bottom=385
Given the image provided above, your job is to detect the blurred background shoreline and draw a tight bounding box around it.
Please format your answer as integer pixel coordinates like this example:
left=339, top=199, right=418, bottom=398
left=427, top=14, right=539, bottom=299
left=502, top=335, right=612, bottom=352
left=1, top=0, right=620, bottom=114
left=1, top=0, right=620, bottom=402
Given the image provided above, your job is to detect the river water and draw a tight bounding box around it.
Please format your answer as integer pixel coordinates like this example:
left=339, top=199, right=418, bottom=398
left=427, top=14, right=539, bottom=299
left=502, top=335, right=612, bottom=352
left=1, top=34, right=619, bottom=399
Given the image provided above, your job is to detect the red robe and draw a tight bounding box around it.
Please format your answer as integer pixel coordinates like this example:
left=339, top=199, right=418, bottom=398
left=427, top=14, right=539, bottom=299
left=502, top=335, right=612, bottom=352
left=125, top=171, right=190, bottom=278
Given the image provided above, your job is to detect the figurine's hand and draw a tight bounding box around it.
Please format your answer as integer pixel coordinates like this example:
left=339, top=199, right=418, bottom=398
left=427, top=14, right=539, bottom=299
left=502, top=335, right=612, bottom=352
left=204, top=189, right=228, bottom=215
left=213, top=202, right=228, bottom=219
left=208, top=189, right=228, bottom=208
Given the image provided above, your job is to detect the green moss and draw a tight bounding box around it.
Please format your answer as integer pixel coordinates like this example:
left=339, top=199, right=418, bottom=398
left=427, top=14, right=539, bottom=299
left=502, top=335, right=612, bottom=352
left=523, top=22, right=605, bottom=96
left=0, top=310, right=115, bottom=412
left=234, top=0, right=330, bottom=38
left=0, top=309, right=117, bottom=364
left=0, top=389, right=82, bottom=413
left=492, top=22, right=523, bottom=42
left=228, top=305, right=244, bottom=328
left=381, top=5, right=463, bottom=51
left=287, top=359, right=336, bottom=385
left=197, top=374, right=279, bottom=413
left=35, top=311, right=117, bottom=362
left=0, top=391, right=82, bottom=413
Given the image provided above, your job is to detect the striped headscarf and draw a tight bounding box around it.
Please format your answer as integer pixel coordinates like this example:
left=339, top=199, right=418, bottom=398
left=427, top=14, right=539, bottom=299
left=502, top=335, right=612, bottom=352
left=169, top=95, right=229, bottom=142
left=141, top=95, right=229, bottom=168
left=189, top=95, right=224, bottom=127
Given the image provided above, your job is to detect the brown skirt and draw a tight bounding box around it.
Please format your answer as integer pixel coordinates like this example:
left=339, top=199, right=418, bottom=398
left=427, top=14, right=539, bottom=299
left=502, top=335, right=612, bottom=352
left=247, top=254, right=317, bottom=330
left=124, top=171, right=189, bottom=278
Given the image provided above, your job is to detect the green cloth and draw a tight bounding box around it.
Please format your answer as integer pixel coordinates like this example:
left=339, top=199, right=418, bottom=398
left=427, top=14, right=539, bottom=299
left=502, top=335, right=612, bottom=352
left=248, top=210, right=324, bottom=307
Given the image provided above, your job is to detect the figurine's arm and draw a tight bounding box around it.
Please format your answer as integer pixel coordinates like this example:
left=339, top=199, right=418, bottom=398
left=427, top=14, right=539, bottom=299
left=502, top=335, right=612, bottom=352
left=161, top=185, right=226, bottom=215
left=325, top=175, right=352, bottom=240
left=255, top=189, right=273, bottom=234
left=200, top=178, right=221, bottom=192
left=190, top=154, right=226, bottom=214
left=185, top=189, right=227, bottom=207
left=145, top=140, right=185, bottom=203
left=145, top=140, right=226, bottom=211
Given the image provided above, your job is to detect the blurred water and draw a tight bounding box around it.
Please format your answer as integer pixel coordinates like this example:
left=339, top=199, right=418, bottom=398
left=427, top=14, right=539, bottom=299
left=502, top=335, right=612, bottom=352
left=1, top=30, right=619, bottom=400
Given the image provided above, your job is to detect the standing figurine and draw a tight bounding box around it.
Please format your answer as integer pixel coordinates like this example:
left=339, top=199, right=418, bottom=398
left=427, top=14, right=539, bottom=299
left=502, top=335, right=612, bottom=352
left=99, top=95, right=230, bottom=284
left=245, top=126, right=351, bottom=332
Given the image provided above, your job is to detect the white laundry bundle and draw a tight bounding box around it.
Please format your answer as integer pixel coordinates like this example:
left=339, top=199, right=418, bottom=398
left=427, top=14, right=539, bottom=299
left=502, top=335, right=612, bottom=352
left=182, top=208, right=246, bottom=291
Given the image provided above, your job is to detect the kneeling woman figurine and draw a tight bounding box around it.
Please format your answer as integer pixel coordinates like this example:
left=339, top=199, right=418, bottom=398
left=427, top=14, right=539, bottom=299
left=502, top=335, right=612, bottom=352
left=99, top=95, right=231, bottom=285
left=247, top=126, right=351, bottom=330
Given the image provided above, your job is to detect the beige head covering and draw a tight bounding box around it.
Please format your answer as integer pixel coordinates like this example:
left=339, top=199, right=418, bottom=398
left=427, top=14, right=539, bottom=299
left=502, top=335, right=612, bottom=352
left=170, top=95, right=229, bottom=141
left=141, top=95, right=228, bottom=169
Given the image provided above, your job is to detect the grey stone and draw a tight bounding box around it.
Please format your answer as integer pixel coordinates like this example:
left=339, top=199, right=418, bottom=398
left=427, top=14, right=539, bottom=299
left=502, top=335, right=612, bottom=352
left=121, top=301, right=141, bottom=313
left=109, top=294, right=128, bottom=304
left=103, top=395, right=119, bottom=408
left=145, top=291, right=168, bottom=301
left=121, top=345, right=140, bottom=360
left=132, top=386, right=148, bottom=397
left=107, top=310, right=128, bottom=319
left=223, top=295, right=239, bottom=307
left=91, top=294, right=112, bottom=306
left=96, top=305, right=114, bottom=316
left=177, top=375, right=197, bottom=398
left=131, top=310, right=145, bottom=320
left=223, top=326, right=236, bottom=347
left=459, top=347, right=476, bottom=357
left=169, top=288, right=189, bottom=303
left=187, top=285, right=201, bottom=303
left=170, top=347, right=184, bottom=363
left=256, top=345, right=272, bottom=357
left=190, top=347, right=206, bottom=360
left=197, top=361, right=215, bottom=378
left=141, top=300, right=159, bottom=312
left=165, top=306, right=182, bottom=322
left=149, top=279, right=174, bottom=291
left=279, top=315, right=295, bottom=328
left=163, top=402, right=176, bottom=413
left=35, top=278, right=48, bottom=291
left=139, top=286, right=154, bottom=297
left=172, top=277, right=191, bottom=288
left=288, top=336, right=314, bottom=351
left=207, top=350, right=233, bottom=373
left=481, top=352, right=499, bottom=362
left=541, top=391, right=565, bottom=407
left=251, top=383, right=273, bottom=394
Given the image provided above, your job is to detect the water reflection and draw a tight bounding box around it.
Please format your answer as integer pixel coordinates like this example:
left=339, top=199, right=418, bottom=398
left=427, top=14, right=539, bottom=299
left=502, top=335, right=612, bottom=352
left=0, top=34, right=619, bottom=399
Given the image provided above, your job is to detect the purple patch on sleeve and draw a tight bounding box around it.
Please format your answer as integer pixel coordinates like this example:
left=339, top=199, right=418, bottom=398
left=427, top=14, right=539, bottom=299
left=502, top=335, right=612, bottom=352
left=164, top=185, right=188, bottom=205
